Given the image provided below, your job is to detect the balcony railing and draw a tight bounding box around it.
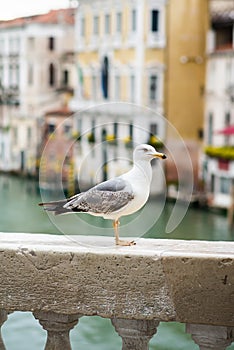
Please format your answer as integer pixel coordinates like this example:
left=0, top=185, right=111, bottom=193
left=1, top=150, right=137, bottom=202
left=0, top=232, right=234, bottom=349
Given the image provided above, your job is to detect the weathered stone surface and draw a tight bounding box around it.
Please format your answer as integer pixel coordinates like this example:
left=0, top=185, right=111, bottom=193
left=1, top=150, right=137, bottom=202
left=186, top=324, right=234, bottom=350
left=162, top=249, right=234, bottom=326
left=34, top=311, right=80, bottom=350
left=0, top=233, right=234, bottom=326
left=0, top=309, right=7, bottom=350
left=112, top=318, right=159, bottom=350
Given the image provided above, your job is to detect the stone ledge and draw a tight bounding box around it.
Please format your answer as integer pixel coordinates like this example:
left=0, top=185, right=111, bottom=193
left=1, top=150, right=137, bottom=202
left=0, top=232, right=234, bottom=326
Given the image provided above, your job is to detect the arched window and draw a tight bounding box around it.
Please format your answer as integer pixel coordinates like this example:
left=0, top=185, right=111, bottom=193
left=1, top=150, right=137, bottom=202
left=101, top=56, right=109, bottom=99
left=49, top=63, right=56, bottom=87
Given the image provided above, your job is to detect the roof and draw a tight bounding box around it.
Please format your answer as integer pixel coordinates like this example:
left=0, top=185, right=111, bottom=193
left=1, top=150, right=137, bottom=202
left=0, top=8, right=75, bottom=29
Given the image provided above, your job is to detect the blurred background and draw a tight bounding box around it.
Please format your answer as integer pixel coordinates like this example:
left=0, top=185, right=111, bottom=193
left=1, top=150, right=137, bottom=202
left=0, top=0, right=234, bottom=349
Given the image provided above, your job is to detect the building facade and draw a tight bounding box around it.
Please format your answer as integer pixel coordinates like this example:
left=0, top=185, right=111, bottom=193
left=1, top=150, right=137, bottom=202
left=70, top=0, right=167, bottom=194
left=70, top=0, right=209, bottom=195
left=39, top=107, right=75, bottom=194
left=0, top=8, right=75, bottom=174
left=165, top=0, right=209, bottom=192
left=202, top=0, right=234, bottom=208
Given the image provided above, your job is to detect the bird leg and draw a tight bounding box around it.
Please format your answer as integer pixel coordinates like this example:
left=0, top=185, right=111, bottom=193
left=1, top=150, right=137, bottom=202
left=113, top=219, right=136, bottom=246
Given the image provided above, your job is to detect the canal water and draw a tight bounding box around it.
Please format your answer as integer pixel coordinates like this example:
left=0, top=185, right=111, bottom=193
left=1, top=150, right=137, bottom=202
left=0, top=174, right=234, bottom=350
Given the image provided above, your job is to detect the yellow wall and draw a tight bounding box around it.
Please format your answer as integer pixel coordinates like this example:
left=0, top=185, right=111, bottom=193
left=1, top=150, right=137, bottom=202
left=145, top=49, right=165, bottom=65
left=78, top=52, right=99, bottom=65
left=165, top=0, right=209, bottom=141
left=113, top=49, right=136, bottom=64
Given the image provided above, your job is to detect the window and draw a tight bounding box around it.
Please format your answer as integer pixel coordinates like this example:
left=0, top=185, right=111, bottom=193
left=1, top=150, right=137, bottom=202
left=130, top=75, right=135, bottom=102
left=225, top=112, right=231, bottom=145
left=9, top=38, right=13, bottom=53
left=81, top=18, right=85, bottom=36
left=49, top=63, right=55, bottom=87
left=215, top=25, right=233, bottom=50
left=93, top=16, right=99, bottom=35
left=62, top=70, right=69, bottom=86
left=76, top=118, right=82, bottom=135
left=101, top=56, right=109, bottom=99
left=220, top=177, right=230, bottom=194
left=64, top=125, right=71, bottom=135
left=226, top=61, right=233, bottom=86
left=48, top=37, right=55, bottom=51
left=150, top=123, right=158, bottom=136
left=9, top=64, right=19, bottom=87
left=0, top=64, right=3, bottom=85
left=15, top=38, right=20, bottom=52
left=0, top=39, right=4, bottom=54
left=9, top=64, right=13, bottom=86
left=151, top=10, right=159, bottom=32
left=92, top=75, right=98, bottom=100
left=129, top=123, right=133, bottom=139
left=28, top=37, right=34, bottom=50
left=28, top=63, right=33, bottom=85
left=0, top=142, right=4, bottom=160
left=114, top=122, right=118, bottom=139
left=225, top=112, right=231, bottom=127
left=105, top=14, right=110, bottom=34
left=16, top=64, right=19, bottom=86
left=116, top=12, right=122, bottom=33
left=27, top=127, right=32, bottom=145
left=210, top=174, right=215, bottom=193
left=131, top=9, right=137, bottom=32
left=207, top=113, right=213, bottom=145
left=13, top=127, right=18, bottom=145
left=149, top=75, right=158, bottom=102
left=115, top=75, right=120, bottom=100
left=48, top=124, right=55, bottom=134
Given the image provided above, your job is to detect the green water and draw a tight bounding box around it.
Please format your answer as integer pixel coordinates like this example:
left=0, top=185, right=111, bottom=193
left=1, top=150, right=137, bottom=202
left=0, top=174, right=234, bottom=350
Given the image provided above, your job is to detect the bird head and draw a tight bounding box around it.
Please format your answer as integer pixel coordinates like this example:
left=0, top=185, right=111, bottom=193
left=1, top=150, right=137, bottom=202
left=133, top=144, right=167, bottom=162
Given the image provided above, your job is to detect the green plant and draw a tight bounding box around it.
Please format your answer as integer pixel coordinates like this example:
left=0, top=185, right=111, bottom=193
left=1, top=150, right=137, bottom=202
left=204, top=145, right=234, bottom=160
left=87, top=132, right=95, bottom=143
left=147, top=135, right=164, bottom=149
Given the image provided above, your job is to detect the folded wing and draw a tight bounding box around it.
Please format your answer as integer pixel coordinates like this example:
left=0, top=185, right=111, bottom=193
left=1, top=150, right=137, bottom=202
left=39, top=177, right=134, bottom=216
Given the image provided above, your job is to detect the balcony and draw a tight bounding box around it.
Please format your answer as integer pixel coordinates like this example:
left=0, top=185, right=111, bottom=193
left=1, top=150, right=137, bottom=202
left=0, top=232, right=234, bottom=349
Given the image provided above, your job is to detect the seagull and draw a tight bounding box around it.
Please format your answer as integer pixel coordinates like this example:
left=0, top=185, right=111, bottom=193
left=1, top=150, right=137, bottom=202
left=39, top=144, right=166, bottom=246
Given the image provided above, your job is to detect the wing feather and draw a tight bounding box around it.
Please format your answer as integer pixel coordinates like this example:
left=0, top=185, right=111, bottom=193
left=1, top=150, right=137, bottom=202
left=40, top=177, right=134, bottom=215
left=64, top=178, right=134, bottom=214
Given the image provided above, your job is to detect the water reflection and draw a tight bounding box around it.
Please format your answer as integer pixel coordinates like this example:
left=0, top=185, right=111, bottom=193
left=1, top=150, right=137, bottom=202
left=0, top=174, right=234, bottom=242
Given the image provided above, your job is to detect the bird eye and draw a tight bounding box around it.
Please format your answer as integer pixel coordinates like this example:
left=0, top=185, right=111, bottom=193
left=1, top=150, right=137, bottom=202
left=142, top=148, right=148, bottom=152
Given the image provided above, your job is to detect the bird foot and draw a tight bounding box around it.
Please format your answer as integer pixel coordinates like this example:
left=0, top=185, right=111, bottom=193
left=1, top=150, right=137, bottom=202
left=116, top=240, right=136, bottom=246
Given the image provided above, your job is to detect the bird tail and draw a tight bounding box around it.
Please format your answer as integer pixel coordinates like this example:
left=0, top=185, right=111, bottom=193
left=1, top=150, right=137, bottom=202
left=38, top=199, right=71, bottom=215
left=39, top=192, right=83, bottom=215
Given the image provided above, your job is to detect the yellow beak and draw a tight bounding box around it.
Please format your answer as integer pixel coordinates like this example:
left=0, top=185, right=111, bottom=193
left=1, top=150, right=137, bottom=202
left=153, top=152, right=167, bottom=159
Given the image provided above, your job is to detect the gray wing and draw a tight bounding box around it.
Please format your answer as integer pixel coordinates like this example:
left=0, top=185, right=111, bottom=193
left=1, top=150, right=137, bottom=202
left=64, top=177, right=134, bottom=214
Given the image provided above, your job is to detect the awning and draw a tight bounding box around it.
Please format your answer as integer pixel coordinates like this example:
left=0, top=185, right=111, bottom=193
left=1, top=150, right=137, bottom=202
left=215, top=125, right=234, bottom=135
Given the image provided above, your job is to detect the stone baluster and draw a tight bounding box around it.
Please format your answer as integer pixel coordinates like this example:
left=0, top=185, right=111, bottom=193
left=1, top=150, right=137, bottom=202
left=111, top=318, right=159, bottom=350
left=0, top=309, right=7, bottom=350
left=34, top=311, right=80, bottom=350
left=186, top=324, right=234, bottom=350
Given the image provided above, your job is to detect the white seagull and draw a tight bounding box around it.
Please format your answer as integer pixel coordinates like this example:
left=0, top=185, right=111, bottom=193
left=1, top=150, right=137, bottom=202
left=39, top=144, right=166, bottom=246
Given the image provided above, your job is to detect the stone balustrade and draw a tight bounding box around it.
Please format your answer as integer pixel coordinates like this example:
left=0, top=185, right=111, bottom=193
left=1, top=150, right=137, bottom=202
left=0, top=232, right=234, bottom=349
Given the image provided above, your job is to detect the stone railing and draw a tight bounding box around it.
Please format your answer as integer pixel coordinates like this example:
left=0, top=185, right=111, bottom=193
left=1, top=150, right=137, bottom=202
left=0, top=232, right=234, bottom=350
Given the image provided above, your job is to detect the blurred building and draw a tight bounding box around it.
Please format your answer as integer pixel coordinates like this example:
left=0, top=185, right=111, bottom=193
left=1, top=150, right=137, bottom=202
left=165, top=0, right=209, bottom=192
left=0, top=8, right=75, bottom=175
left=39, top=107, right=75, bottom=194
left=70, top=0, right=167, bottom=194
left=202, top=0, right=234, bottom=208
left=70, top=0, right=208, bottom=195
